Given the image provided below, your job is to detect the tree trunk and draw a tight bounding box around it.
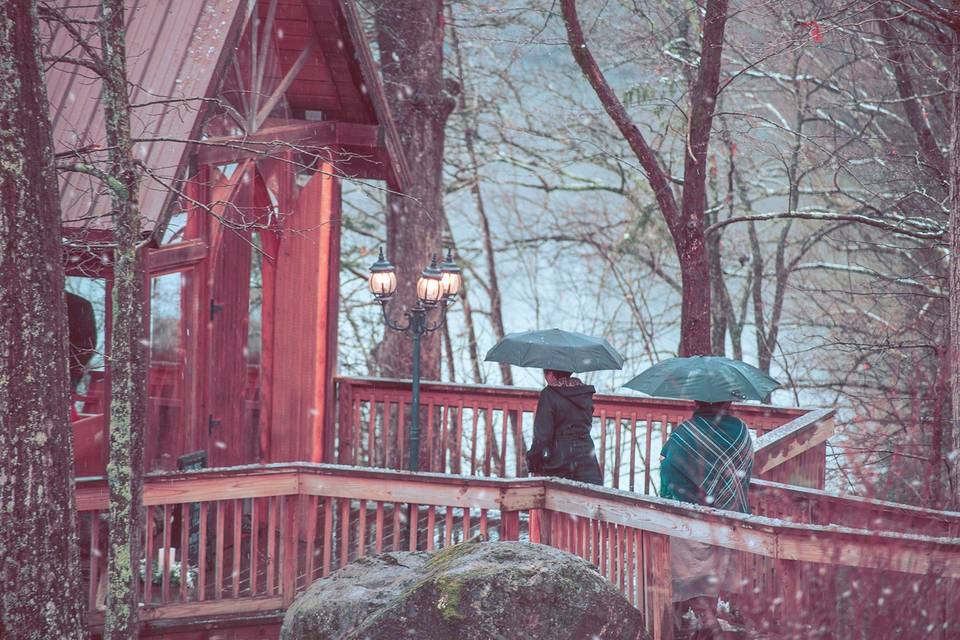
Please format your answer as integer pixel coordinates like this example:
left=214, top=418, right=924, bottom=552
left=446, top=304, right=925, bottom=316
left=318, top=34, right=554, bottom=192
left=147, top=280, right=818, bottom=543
left=560, top=0, right=728, bottom=357
left=373, top=0, right=457, bottom=382
left=0, top=1, right=86, bottom=637
left=948, top=34, right=960, bottom=508
left=675, top=0, right=729, bottom=356
left=100, top=1, right=147, bottom=637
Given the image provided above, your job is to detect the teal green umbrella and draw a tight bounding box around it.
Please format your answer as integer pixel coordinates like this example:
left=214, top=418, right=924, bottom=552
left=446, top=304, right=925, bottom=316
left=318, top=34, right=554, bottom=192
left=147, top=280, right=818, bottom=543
left=484, top=329, right=625, bottom=373
left=622, top=356, right=780, bottom=402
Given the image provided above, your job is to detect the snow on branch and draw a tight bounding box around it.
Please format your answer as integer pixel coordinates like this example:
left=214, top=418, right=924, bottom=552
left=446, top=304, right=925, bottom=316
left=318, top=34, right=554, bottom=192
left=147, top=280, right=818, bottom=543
left=705, top=210, right=945, bottom=240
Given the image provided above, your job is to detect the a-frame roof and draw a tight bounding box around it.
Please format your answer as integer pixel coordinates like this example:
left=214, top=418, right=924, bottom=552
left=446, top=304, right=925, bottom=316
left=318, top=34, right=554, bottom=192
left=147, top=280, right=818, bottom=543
left=45, top=0, right=405, bottom=232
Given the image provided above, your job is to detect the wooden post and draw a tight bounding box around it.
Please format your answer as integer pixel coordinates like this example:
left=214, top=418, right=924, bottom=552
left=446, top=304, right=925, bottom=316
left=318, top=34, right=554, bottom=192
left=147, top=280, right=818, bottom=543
left=536, top=509, right=552, bottom=546
left=642, top=531, right=673, bottom=640
left=501, top=510, right=520, bottom=541
left=337, top=380, right=353, bottom=464
left=269, top=163, right=341, bottom=463
left=280, top=495, right=300, bottom=606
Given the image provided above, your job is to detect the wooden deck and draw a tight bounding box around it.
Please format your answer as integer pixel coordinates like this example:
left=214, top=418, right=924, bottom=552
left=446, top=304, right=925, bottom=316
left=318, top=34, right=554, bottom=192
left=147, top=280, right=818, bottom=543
left=71, top=378, right=960, bottom=639
left=77, top=464, right=960, bottom=638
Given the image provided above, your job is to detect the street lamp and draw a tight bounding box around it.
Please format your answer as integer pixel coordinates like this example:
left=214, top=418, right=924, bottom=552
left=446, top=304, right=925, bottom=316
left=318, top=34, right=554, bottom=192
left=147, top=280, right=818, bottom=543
left=368, top=247, right=461, bottom=471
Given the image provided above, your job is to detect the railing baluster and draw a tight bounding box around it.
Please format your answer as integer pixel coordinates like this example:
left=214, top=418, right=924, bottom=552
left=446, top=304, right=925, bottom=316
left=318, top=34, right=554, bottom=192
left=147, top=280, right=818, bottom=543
left=426, top=402, right=435, bottom=472
left=398, top=401, right=407, bottom=469
left=322, top=496, right=333, bottom=577
left=232, top=498, right=242, bottom=598
left=368, top=399, right=376, bottom=468
left=392, top=501, right=402, bottom=552
left=162, top=503, right=172, bottom=602
left=304, top=495, right=317, bottom=585
left=499, top=408, right=508, bottom=477
left=214, top=500, right=225, bottom=600
left=383, top=401, right=393, bottom=468
left=599, top=518, right=607, bottom=578
left=501, top=510, right=520, bottom=542
left=249, top=497, right=260, bottom=596
left=198, top=502, right=208, bottom=601
left=144, top=505, right=154, bottom=605
left=375, top=501, right=385, bottom=553
left=358, top=499, right=368, bottom=557
left=453, top=401, right=464, bottom=474
left=483, top=405, right=494, bottom=477
left=426, top=505, right=436, bottom=550
left=340, top=498, right=350, bottom=567
left=88, top=511, right=100, bottom=611
left=444, top=506, right=454, bottom=547
left=266, top=496, right=277, bottom=594
left=514, top=408, right=524, bottom=477
left=350, top=396, right=360, bottom=466
left=598, top=410, right=607, bottom=480
left=463, top=507, right=471, bottom=541
left=409, top=504, right=419, bottom=551
left=613, top=412, right=622, bottom=490
left=629, top=413, right=638, bottom=492
left=470, top=403, right=479, bottom=476
left=439, top=404, right=448, bottom=473
left=644, top=413, right=654, bottom=495
left=480, top=509, right=488, bottom=540
left=179, top=503, right=189, bottom=602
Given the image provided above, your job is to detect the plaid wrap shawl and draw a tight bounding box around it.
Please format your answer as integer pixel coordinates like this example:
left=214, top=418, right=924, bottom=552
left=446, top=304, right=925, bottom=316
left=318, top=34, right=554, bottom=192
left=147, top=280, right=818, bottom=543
left=660, top=412, right=753, bottom=513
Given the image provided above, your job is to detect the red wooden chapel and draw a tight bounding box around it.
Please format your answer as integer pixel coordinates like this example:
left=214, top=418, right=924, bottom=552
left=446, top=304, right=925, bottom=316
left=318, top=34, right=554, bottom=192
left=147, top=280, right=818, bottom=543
left=49, top=0, right=408, bottom=475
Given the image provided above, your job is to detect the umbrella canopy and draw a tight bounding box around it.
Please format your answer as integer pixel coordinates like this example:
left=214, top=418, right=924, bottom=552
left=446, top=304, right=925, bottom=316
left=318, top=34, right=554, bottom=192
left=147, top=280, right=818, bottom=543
left=622, top=356, right=780, bottom=402
left=484, top=329, right=625, bottom=373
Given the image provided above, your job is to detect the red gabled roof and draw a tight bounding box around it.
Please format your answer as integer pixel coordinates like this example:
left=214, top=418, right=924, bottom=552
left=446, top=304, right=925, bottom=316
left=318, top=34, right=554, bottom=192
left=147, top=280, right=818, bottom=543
left=45, top=0, right=405, bottom=232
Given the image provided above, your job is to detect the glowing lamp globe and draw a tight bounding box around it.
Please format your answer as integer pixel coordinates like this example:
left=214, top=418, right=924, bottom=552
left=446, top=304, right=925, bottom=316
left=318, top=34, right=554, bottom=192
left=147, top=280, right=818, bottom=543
left=416, top=255, right=445, bottom=307
left=368, top=248, right=397, bottom=301
left=439, top=248, right=462, bottom=300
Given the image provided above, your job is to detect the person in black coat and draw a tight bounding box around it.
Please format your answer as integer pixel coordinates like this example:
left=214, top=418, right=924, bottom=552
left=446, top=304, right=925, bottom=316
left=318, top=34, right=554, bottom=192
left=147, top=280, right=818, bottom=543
left=525, top=369, right=603, bottom=485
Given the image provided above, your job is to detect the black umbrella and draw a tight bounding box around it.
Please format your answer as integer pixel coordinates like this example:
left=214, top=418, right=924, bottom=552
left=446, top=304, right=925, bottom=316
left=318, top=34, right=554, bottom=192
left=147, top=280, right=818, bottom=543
left=484, top=328, right=625, bottom=373
left=622, top=356, right=781, bottom=402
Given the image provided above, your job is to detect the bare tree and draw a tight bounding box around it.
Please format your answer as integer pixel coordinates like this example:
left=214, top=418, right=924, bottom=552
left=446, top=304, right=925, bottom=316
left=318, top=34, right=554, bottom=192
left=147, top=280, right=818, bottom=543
left=560, top=0, right=730, bottom=356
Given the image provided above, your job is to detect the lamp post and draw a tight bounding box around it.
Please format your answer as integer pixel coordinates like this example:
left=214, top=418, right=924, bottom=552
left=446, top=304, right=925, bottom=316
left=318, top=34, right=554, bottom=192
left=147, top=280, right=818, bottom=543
left=368, top=247, right=462, bottom=471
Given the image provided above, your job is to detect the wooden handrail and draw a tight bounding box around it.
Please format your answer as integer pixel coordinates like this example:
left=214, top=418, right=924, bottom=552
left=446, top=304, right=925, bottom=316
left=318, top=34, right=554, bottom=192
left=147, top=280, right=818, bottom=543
left=75, top=463, right=960, bottom=576
left=750, top=478, right=960, bottom=536
left=336, top=375, right=809, bottom=429
left=334, top=376, right=822, bottom=490
left=753, top=407, right=836, bottom=475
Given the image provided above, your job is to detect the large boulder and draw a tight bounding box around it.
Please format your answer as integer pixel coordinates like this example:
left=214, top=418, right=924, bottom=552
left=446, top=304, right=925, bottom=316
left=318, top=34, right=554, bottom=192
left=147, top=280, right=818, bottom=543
left=281, top=540, right=650, bottom=640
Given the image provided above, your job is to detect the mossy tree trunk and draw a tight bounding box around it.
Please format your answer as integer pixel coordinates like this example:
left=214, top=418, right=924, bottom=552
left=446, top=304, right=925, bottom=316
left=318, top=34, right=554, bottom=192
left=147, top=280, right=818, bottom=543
left=0, top=1, right=86, bottom=637
left=98, top=0, right=147, bottom=638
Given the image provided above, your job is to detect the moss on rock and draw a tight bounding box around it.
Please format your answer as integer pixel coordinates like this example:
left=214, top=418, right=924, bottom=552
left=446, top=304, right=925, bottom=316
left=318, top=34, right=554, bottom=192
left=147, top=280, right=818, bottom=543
left=281, top=541, right=650, bottom=640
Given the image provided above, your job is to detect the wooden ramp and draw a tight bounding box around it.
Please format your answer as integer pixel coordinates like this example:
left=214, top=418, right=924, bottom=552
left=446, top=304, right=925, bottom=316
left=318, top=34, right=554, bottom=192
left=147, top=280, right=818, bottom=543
left=77, top=462, right=960, bottom=640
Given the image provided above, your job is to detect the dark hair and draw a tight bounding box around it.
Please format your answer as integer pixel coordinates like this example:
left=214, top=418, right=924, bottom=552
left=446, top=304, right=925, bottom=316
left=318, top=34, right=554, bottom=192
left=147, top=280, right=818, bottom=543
left=694, top=400, right=733, bottom=413
left=544, top=369, right=573, bottom=379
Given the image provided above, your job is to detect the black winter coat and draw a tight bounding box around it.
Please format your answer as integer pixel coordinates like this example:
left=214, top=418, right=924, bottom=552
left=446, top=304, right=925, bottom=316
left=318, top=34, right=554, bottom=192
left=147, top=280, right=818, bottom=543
left=525, top=384, right=603, bottom=485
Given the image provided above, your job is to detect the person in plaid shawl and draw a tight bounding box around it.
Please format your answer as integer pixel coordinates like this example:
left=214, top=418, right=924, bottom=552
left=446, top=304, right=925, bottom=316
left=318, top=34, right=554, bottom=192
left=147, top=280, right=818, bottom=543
left=660, top=400, right=754, bottom=638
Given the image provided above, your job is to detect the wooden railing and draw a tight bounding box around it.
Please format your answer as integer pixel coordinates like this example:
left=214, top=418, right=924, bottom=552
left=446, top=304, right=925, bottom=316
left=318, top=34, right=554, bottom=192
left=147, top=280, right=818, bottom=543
left=77, top=464, right=960, bottom=639
left=334, top=376, right=815, bottom=492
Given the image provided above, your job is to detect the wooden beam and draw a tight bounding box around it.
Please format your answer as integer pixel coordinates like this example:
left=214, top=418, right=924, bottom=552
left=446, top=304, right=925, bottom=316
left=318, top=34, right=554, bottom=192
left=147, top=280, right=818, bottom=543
left=195, top=120, right=380, bottom=166
left=146, top=239, right=208, bottom=275
left=253, top=35, right=318, bottom=130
